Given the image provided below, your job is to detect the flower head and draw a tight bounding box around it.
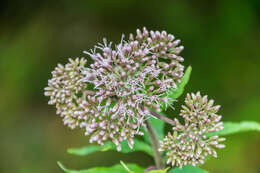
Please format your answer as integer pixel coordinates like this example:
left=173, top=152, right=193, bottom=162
left=159, top=92, right=225, bottom=167
left=45, top=27, right=185, bottom=150
left=44, top=58, right=87, bottom=129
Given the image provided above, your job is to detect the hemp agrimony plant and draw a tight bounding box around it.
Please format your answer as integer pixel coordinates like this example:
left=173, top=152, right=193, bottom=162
left=45, top=27, right=260, bottom=173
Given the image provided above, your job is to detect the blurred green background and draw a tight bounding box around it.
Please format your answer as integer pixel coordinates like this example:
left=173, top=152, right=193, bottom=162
left=0, top=0, right=260, bottom=172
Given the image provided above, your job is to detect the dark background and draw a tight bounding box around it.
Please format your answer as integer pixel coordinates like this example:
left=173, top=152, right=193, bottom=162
left=1, top=0, right=260, bottom=172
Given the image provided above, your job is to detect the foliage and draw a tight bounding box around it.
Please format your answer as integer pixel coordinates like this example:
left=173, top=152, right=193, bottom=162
left=143, top=66, right=192, bottom=144
left=57, top=64, right=260, bottom=172
left=206, top=121, right=260, bottom=137
left=58, top=161, right=144, bottom=173
left=58, top=162, right=210, bottom=173
left=169, top=165, right=209, bottom=173
left=160, top=66, right=192, bottom=110
left=148, top=167, right=170, bottom=173
left=67, top=139, right=153, bottom=157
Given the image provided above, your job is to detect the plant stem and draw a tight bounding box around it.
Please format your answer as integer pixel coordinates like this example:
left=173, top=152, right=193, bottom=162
left=148, top=110, right=176, bottom=126
left=139, top=105, right=176, bottom=126
left=139, top=104, right=175, bottom=169
left=145, top=120, right=165, bottom=169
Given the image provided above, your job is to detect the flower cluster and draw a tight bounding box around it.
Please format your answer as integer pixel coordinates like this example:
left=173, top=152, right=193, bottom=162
left=45, top=27, right=185, bottom=150
left=44, top=58, right=87, bottom=129
left=159, top=92, right=225, bottom=168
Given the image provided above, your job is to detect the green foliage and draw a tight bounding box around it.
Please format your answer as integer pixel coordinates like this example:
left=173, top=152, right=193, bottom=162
left=58, top=161, right=209, bottom=173
left=120, top=161, right=135, bottom=173
left=143, top=66, right=192, bottom=144
left=160, top=66, right=192, bottom=110
left=67, top=139, right=153, bottom=157
left=148, top=167, right=170, bottom=173
left=206, top=121, right=260, bottom=137
left=143, top=67, right=192, bottom=144
left=169, top=165, right=208, bottom=173
left=57, top=161, right=144, bottom=173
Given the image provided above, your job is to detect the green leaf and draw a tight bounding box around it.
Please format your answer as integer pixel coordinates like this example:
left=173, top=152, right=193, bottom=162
left=120, top=161, right=134, bottom=173
left=148, top=167, right=170, bottom=173
left=58, top=161, right=144, bottom=173
left=206, top=121, right=260, bottom=137
left=67, top=139, right=153, bottom=157
left=58, top=161, right=69, bottom=172
left=169, top=165, right=208, bottom=173
left=160, top=66, right=192, bottom=110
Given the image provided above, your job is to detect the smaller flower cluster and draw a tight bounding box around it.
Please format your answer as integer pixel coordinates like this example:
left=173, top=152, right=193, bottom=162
left=159, top=92, right=225, bottom=168
left=44, top=58, right=87, bottom=129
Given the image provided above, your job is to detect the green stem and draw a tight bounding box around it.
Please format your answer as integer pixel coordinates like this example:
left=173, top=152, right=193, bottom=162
left=145, top=120, right=165, bottom=169
left=139, top=104, right=176, bottom=126
left=148, top=109, right=176, bottom=126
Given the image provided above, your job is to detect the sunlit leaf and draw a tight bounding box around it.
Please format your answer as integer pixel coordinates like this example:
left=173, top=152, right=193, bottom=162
left=206, top=121, right=260, bottom=137
left=169, top=165, right=208, bottom=173
left=57, top=161, right=144, bottom=173
left=67, top=139, right=153, bottom=157
left=120, top=160, right=134, bottom=173
left=160, top=66, right=192, bottom=110
left=148, top=167, right=170, bottom=173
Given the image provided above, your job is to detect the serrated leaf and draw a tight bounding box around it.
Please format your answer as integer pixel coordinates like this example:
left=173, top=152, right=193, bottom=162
left=160, top=66, right=192, bottom=110
left=67, top=139, right=153, bottom=157
left=148, top=167, right=170, bottom=173
left=169, top=165, right=208, bottom=173
left=58, top=161, right=144, bottom=173
left=206, top=121, right=260, bottom=137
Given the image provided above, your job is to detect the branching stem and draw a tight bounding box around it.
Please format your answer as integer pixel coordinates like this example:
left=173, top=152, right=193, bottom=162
left=145, top=120, right=165, bottom=169
left=140, top=105, right=177, bottom=169
left=148, top=110, right=176, bottom=126
left=139, top=105, right=176, bottom=126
